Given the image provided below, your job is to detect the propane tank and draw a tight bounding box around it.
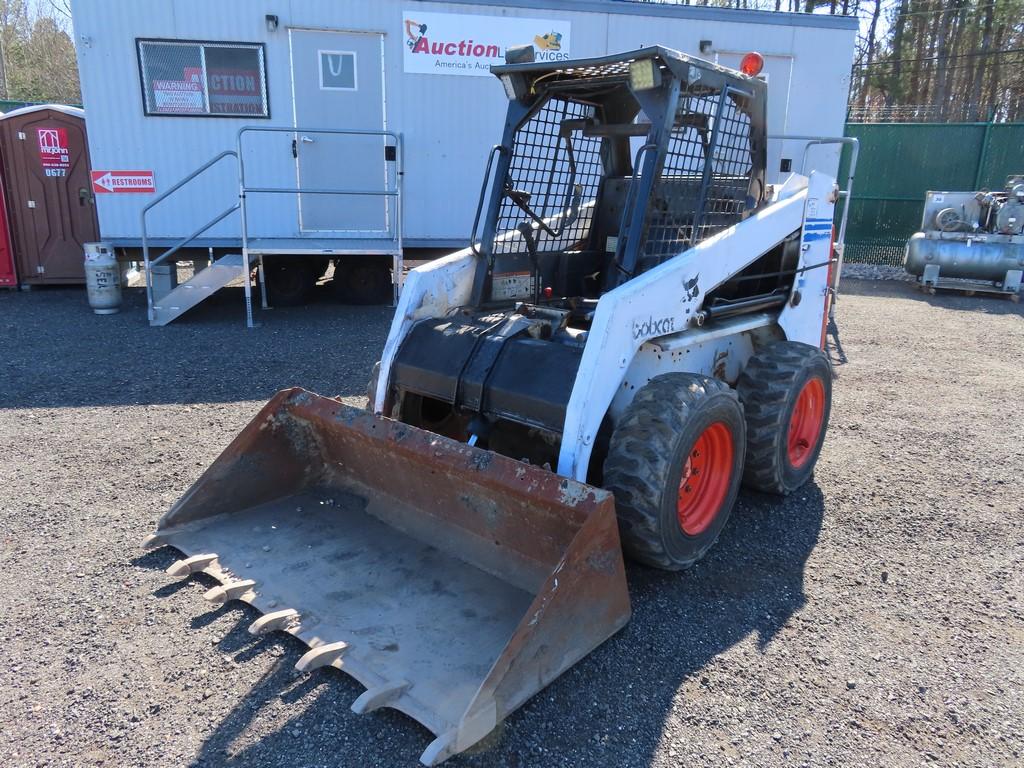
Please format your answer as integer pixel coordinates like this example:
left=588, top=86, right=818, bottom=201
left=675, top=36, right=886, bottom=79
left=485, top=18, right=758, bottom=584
left=84, top=242, right=122, bottom=315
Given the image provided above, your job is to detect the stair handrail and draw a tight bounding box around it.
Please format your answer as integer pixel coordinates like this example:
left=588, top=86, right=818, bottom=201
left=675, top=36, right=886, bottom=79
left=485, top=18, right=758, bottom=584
left=140, top=149, right=240, bottom=322
left=234, top=126, right=404, bottom=247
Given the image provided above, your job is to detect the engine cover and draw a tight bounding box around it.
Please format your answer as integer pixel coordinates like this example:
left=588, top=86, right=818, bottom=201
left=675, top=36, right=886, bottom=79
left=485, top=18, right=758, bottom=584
left=391, top=313, right=584, bottom=433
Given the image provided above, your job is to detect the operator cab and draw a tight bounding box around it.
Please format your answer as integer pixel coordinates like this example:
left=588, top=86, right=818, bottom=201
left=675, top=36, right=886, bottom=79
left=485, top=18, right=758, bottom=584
left=473, top=46, right=771, bottom=325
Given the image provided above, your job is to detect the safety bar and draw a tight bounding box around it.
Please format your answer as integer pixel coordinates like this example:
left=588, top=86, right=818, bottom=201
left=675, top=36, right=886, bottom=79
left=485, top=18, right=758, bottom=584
left=768, top=135, right=859, bottom=308
left=140, top=150, right=239, bottom=324
left=611, top=142, right=658, bottom=281
left=469, top=144, right=507, bottom=256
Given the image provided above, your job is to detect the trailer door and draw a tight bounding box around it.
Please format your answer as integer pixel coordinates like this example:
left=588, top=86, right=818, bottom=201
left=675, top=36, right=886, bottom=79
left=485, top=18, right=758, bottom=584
left=289, top=29, right=388, bottom=235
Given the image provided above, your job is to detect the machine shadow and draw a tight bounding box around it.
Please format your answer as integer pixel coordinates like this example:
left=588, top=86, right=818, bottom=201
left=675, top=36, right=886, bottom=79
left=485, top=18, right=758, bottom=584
left=515, top=482, right=826, bottom=767
left=137, top=482, right=823, bottom=768
left=0, top=286, right=395, bottom=409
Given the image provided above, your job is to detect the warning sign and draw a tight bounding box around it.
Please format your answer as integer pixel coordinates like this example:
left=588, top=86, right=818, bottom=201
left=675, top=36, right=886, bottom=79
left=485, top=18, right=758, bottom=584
left=91, top=170, right=156, bottom=194
left=38, top=127, right=70, bottom=177
left=152, top=79, right=205, bottom=114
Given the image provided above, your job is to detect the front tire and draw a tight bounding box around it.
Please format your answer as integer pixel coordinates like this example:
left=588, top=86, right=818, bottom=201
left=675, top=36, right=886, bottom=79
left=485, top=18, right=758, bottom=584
left=603, top=374, right=746, bottom=570
left=736, top=341, right=832, bottom=495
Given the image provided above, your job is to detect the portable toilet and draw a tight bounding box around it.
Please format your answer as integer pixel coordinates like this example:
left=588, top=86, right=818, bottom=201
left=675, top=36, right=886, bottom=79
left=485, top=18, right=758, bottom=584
left=0, top=105, right=99, bottom=285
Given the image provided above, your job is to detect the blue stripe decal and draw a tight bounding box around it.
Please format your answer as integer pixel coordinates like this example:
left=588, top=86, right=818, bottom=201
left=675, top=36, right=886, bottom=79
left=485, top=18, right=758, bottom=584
left=802, top=232, right=832, bottom=242
left=806, top=217, right=834, bottom=223
left=803, top=224, right=832, bottom=232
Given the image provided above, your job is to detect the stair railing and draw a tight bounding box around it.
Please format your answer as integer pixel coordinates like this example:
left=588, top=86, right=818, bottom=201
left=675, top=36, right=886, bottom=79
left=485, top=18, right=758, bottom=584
left=140, top=150, right=240, bottom=325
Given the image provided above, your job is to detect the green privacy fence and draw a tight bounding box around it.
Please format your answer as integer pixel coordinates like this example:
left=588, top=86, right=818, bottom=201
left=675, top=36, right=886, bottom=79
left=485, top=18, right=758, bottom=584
left=838, top=121, right=1024, bottom=267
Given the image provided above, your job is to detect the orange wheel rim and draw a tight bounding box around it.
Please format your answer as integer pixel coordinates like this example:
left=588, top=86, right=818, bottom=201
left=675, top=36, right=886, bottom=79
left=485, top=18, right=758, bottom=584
left=787, top=378, right=825, bottom=469
left=677, top=422, right=734, bottom=536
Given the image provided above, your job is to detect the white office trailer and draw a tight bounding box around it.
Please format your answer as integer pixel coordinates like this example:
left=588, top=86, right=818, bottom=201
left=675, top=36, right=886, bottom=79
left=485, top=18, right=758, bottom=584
left=70, top=0, right=856, bottom=321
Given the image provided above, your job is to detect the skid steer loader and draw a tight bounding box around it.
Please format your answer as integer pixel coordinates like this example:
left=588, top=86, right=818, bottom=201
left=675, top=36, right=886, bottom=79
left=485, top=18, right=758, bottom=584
left=145, top=46, right=841, bottom=764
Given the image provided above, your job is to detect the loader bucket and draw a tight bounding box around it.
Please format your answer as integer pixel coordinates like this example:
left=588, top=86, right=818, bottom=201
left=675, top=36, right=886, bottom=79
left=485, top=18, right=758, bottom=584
left=145, top=388, right=630, bottom=765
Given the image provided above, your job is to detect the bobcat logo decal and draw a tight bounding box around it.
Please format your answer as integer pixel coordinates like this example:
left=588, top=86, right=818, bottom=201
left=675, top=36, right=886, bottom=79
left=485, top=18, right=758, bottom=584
left=684, top=274, right=700, bottom=301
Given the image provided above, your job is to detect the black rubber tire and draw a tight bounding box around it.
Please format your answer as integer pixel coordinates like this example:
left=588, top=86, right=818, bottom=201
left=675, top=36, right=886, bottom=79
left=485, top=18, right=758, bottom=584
left=736, top=341, right=833, bottom=496
left=264, top=260, right=316, bottom=307
left=603, top=373, right=746, bottom=570
left=333, top=260, right=392, bottom=305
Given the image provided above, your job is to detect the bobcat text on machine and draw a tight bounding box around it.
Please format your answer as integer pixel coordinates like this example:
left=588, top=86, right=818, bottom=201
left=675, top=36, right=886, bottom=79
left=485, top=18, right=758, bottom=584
left=144, top=46, right=844, bottom=764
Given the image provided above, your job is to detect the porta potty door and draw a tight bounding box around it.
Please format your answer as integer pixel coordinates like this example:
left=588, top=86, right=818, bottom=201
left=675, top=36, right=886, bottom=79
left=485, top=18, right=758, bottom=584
left=0, top=106, right=98, bottom=285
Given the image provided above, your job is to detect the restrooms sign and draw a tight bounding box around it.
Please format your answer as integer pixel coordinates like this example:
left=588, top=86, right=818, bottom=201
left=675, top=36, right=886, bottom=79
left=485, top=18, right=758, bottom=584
left=402, top=11, right=572, bottom=77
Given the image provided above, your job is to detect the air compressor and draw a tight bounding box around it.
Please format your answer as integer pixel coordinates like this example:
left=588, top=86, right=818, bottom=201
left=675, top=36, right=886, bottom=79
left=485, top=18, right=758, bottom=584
left=905, top=175, right=1024, bottom=299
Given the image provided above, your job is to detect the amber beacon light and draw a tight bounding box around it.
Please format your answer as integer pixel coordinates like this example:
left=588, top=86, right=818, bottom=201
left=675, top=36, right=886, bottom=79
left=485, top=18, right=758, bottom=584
left=740, top=51, right=765, bottom=77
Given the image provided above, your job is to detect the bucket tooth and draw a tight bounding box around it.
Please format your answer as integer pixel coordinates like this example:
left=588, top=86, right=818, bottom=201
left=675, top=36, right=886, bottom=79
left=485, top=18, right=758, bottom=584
left=166, top=553, right=218, bottom=578
left=248, top=608, right=299, bottom=635
left=203, top=579, right=256, bottom=605
left=141, top=533, right=165, bottom=550
left=419, top=731, right=457, bottom=767
left=295, top=641, right=349, bottom=673
left=351, top=679, right=410, bottom=714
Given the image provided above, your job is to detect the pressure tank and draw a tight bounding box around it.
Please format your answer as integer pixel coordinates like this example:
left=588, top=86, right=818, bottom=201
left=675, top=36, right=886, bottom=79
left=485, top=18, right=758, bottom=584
left=905, top=233, right=1024, bottom=282
left=83, top=242, right=122, bottom=314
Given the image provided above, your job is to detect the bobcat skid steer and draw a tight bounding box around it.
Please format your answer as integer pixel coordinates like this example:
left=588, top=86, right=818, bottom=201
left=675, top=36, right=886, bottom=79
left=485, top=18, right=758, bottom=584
left=145, top=46, right=841, bottom=765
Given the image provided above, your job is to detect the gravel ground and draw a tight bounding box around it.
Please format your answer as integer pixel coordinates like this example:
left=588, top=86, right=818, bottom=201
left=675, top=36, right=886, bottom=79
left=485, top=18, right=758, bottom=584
left=839, top=262, right=918, bottom=282
left=1, top=279, right=1022, bottom=768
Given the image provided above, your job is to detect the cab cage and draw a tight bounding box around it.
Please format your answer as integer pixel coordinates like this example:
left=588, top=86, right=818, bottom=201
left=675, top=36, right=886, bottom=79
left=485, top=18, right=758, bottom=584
left=470, top=46, right=767, bottom=307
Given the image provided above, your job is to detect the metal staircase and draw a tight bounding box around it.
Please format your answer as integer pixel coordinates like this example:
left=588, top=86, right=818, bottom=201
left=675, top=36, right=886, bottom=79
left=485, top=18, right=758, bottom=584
left=150, top=254, right=246, bottom=326
left=140, top=126, right=404, bottom=328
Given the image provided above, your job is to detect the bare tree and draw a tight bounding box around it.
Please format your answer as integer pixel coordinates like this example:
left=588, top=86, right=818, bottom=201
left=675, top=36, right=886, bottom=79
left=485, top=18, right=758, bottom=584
left=0, top=0, right=79, bottom=103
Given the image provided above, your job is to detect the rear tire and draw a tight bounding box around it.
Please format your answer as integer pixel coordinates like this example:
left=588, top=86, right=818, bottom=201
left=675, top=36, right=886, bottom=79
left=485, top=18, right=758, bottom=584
left=736, top=341, right=832, bottom=495
left=603, top=374, right=746, bottom=570
left=333, top=258, right=392, bottom=305
left=264, top=260, right=317, bottom=306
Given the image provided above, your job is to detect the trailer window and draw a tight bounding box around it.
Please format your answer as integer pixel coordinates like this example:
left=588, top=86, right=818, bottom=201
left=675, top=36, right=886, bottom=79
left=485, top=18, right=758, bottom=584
left=137, top=39, right=269, bottom=118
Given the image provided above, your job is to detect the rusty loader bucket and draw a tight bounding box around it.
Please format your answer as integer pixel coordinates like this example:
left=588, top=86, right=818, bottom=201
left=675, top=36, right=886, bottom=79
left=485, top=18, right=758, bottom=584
left=144, top=388, right=631, bottom=764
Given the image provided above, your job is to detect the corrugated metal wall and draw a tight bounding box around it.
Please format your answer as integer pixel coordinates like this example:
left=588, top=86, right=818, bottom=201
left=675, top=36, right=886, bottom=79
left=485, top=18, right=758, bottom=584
left=71, top=0, right=857, bottom=248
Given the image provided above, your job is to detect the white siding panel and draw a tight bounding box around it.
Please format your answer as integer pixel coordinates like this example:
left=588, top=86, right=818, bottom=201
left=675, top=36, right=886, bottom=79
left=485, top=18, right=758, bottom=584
left=72, top=0, right=856, bottom=247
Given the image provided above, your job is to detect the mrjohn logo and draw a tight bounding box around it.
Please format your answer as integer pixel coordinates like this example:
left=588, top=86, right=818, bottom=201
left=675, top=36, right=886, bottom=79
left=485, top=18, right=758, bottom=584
left=632, top=315, right=676, bottom=340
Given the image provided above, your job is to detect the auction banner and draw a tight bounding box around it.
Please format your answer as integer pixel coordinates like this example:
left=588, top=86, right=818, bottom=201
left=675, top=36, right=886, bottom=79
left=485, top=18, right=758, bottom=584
left=402, top=11, right=571, bottom=77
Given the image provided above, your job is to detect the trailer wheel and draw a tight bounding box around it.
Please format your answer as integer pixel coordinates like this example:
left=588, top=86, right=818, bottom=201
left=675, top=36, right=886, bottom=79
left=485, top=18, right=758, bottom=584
left=736, top=341, right=832, bottom=495
left=333, top=258, right=392, bottom=305
left=264, top=260, right=317, bottom=306
left=603, top=374, right=746, bottom=570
